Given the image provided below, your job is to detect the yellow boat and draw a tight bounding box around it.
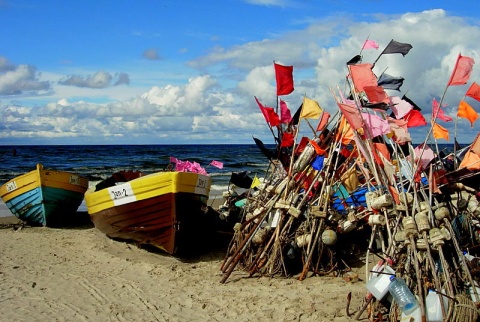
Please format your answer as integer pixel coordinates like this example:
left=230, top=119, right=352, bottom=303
left=0, top=164, right=89, bottom=227
left=85, top=170, right=214, bottom=255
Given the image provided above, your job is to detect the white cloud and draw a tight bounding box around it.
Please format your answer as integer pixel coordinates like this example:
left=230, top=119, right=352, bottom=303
left=0, top=58, right=50, bottom=95
left=3, top=9, right=480, bottom=144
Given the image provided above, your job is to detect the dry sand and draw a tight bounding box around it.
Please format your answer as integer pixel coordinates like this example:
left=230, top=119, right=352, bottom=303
left=0, top=200, right=368, bottom=322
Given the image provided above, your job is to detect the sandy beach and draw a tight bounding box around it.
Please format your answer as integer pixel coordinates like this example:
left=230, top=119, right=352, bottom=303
left=0, top=200, right=368, bottom=322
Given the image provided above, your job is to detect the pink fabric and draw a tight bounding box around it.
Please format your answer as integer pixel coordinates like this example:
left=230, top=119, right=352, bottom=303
left=280, top=99, right=292, bottom=123
left=447, top=54, right=475, bottom=86
left=362, top=39, right=379, bottom=50
left=432, top=98, right=453, bottom=122
left=361, top=112, right=390, bottom=138
left=390, top=96, right=413, bottom=119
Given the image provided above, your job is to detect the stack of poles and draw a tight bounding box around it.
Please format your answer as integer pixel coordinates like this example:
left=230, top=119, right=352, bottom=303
left=220, top=65, right=480, bottom=322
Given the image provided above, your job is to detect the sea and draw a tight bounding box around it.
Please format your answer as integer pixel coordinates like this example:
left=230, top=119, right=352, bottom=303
left=0, top=143, right=458, bottom=217
left=0, top=144, right=273, bottom=198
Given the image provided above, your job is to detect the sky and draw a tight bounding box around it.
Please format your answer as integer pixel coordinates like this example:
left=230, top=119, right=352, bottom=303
left=1, top=0, right=480, bottom=145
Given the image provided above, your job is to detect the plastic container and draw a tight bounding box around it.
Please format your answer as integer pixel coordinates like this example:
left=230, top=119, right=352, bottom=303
left=425, top=290, right=445, bottom=322
left=388, top=276, right=418, bottom=315
left=400, top=304, right=421, bottom=322
left=366, top=265, right=395, bottom=300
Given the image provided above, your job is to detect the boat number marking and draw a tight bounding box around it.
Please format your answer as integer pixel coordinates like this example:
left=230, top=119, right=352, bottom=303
left=195, top=176, right=208, bottom=194
left=5, top=181, right=17, bottom=192
left=69, top=175, right=80, bottom=185
left=108, top=183, right=136, bottom=206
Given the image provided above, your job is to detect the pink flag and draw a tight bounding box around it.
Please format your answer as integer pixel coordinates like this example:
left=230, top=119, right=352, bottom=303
left=170, top=156, right=178, bottom=163
left=390, top=96, right=413, bottom=119
left=279, top=99, right=292, bottom=123
left=447, top=54, right=475, bottom=86
left=432, top=98, right=453, bottom=122
left=316, top=110, right=331, bottom=132
left=362, top=39, right=379, bottom=50
left=414, top=143, right=435, bottom=170
left=210, top=160, right=224, bottom=169
left=337, top=102, right=363, bottom=129
left=361, top=112, right=391, bottom=138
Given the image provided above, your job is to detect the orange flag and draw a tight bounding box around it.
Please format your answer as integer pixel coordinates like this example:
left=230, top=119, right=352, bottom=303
left=433, top=123, right=449, bottom=141
left=466, top=82, right=480, bottom=102
left=457, top=100, right=478, bottom=127
left=335, top=116, right=354, bottom=144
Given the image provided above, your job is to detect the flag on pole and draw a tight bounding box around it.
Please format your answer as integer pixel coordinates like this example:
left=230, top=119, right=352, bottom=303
left=300, top=97, right=322, bottom=119
left=433, top=123, right=449, bottom=141
left=315, top=110, right=330, bottom=132
left=349, top=63, right=377, bottom=92
left=432, top=98, right=453, bottom=122
left=362, top=39, right=379, bottom=50
left=279, top=99, right=292, bottom=123
left=457, top=100, right=478, bottom=127
left=250, top=175, right=261, bottom=189
left=447, top=54, right=475, bottom=86
left=255, top=96, right=281, bottom=127
left=210, top=160, right=224, bottom=169
left=377, top=72, right=405, bottom=91
left=274, top=62, right=294, bottom=96
left=466, top=82, right=480, bottom=102
left=404, top=109, right=427, bottom=127
left=381, top=39, right=413, bottom=56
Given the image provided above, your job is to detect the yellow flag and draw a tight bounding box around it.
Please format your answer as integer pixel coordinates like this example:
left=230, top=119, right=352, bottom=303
left=300, top=97, right=322, bottom=119
left=250, top=175, right=261, bottom=189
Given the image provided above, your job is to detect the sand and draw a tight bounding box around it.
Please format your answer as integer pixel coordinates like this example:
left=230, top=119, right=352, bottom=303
left=0, top=201, right=368, bottom=322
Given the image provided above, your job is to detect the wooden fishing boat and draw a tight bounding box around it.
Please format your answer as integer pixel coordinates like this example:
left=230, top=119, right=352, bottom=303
left=0, top=164, right=89, bottom=227
left=85, top=170, right=214, bottom=255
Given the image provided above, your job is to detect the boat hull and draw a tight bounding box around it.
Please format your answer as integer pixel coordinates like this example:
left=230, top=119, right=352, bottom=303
left=0, top=164, right=89, bottom=226
left=85, top=171, right=212, bottom=255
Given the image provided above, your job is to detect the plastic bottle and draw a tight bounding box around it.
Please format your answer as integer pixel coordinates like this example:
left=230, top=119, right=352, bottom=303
left=388, top=276, right=418, bottom=315
left=425, top=290, right=444, bottom=322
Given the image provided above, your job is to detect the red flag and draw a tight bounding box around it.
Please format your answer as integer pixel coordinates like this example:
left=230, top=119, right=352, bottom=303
left=364, top=85, right=389, bottom=104
left=316, top=110, right=330, bottom=132
left=404, top=109, right=427, bottom=127
left=432, top=98, right=453, bottom=122
left=457, top=100, right=478, bottom=127
left=362, top=39, right=379, bottom=50
left=447, top=54, right=475, bottom=86
left=280, top=132, right=295, bottom=147
left=466, top=82, right=480, bottom=102
left=274, top=62, right=294, bottom=96
left=255, top=96, right=280, bottom=127
left=279, top=99, right=292, bottom=123
left=295, top=136, right=310, bottom=155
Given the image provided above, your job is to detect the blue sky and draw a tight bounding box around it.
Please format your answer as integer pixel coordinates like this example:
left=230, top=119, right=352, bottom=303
left=1, top=0, right=480, bottom=145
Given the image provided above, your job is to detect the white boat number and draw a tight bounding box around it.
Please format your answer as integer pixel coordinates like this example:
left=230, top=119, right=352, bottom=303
left=5, top=181, right=17, bottom=192
left=69, top=175, right=80, bottom=185
left=108, top=183, right=136, bottom=206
